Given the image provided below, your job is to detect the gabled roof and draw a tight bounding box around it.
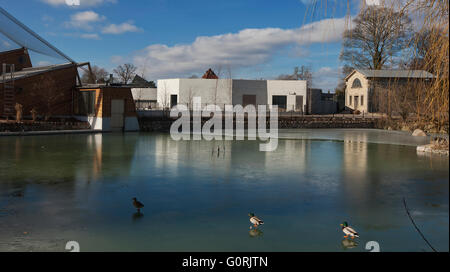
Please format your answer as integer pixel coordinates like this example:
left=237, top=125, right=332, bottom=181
left=0, top=62, right=76, bottom=83
left=345, top=69, right=435, bottom=81
left=202, top=68, right=218, bottom=79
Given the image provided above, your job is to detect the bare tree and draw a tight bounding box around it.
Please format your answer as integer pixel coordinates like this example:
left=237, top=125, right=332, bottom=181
left=113, top=63, right=137, bottom=84
left=277, top=65, right=313, bottom=87
left=340, top=6, right=412, bottom=70
left=81, top=65, right=109, bottom=84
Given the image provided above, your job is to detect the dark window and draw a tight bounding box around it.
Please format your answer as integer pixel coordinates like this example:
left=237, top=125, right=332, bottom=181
left=79, top=91, right=96, bottom=115
left=361, top=95, right=364, bottom=106
left=272, top=95, right=287, bottom=109
left=170, top=95, right=178, bottom=108
left=296, top=95, right=304, bottom=112
left=352, top=78, right=362, bottom=88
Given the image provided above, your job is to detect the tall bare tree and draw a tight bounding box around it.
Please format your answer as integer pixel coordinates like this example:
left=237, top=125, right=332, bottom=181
left=81, top=65, right=109, bottom=84
left=340, top=6, right=412, bottom=70
left=113, top=63, right=137, bottom=84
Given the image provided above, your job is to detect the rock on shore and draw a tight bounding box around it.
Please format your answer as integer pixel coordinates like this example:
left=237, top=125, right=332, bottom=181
left=412, top=129, right=427, bottom=137
left=417, top=137, right=449, bottom=156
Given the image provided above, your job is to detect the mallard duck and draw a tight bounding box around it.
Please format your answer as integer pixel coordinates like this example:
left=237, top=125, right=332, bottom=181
left=340, top=222, right=359, bottom=239
left=132, top=197, right=144, bottom=212
left=248, top=213, right=264, bottom=228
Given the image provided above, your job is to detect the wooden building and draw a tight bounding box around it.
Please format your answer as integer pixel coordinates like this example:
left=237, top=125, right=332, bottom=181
left=76, top=85, right=140, bottom=131
left=1, top=49, right=139, bottom=131
left=0, top=48, right=32, bottom=74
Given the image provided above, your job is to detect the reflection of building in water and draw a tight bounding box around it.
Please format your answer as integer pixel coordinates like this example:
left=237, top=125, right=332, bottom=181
left=88, top=134, right=103, bottom=180
left=264, top=139, right=307, bottom=174
left=151, top=135, right=233, bottom=178
left=74, top=134, right=103, bottom=187
left=342, top=132, right=369, bottom=200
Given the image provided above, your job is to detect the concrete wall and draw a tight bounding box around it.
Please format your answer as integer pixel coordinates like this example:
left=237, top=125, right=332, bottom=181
left=307, top=89, right=338, bottom=114
left=179, top=78, right=232, bottom=108
left=345, top=71, right=369, bottom=113
left=157, top=78, right=307, bottom=111
left=157, top=79, right=180, bottom=108
left=157, top=78, right=232, bottom=109
left=131, top=88, right=157, bottom=101
left=232, top=79, right=267, bottom=107
left=267, top=80, right=307, bottom=112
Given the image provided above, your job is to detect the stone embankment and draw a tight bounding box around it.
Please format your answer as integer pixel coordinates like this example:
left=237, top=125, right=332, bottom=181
left=138, top=116, right=377, bottom=132
left=0, top=120, right=91, bottom=134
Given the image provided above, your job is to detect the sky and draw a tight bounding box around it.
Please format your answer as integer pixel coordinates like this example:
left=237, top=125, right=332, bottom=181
left=0, top=0, right=373, bottom=91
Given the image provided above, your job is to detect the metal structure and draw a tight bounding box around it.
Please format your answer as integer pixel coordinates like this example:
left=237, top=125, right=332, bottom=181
left=0, top=7, right=75, bottom=63
left=2, top=63, right=15, bottom=118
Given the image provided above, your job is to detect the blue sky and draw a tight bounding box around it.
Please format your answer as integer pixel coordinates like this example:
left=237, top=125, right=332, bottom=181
left=0, top=0, right=365, bottom=91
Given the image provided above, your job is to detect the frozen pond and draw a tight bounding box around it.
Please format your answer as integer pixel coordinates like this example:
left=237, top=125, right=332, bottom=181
left=0, top=129, right=448, bottom=251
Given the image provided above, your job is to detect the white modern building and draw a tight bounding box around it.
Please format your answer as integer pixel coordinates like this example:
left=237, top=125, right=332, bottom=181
left=157, top=76, right=307, bottom=112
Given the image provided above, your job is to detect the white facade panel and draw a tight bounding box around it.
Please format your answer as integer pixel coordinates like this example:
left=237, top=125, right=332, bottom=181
left=267, top=80, right=307, bottom=112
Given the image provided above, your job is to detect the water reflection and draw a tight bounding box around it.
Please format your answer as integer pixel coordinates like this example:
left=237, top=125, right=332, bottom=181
left=249, top=228, right=263, bottom=238
left=132, top=211, right=144, bottom=222
left=341, top=239, right=358, bottom=250
left=0, top=131, right=448, bottom=252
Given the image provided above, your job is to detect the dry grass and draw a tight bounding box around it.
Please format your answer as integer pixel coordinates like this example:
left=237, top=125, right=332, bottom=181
left=304, top=0, right=448, bottom=133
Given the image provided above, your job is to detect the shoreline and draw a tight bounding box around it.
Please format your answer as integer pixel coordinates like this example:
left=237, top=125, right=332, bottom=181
left=0, top=129, right=103, bottom=137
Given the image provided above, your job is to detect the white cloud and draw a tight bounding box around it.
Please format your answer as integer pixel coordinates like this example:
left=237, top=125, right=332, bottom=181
left=65, top=11, right=105, bottom=30
left=125, top=17, right=348, bottom=80
left=313, top=66, right=342, bottom=91
left=80, top=33, right=101, bottom=40
left=102, top=22, right=141, bottom=34
left=110, top=55, right=124, bottom=64
left=41, top=0, right=117, bottom=7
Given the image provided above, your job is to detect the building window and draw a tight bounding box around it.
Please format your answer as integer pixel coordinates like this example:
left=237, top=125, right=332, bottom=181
left=361, top=95, right=364, bottom=106
left=296, top=95, right=304, bottom=112
left=349, top=96, right=352, bottom=105
left=170, top=95, right=178, bottom=108
left=352, top=78, right=362, bottom=88
left=79, top=91, right=96, bottom=115
left=272, top=95, right=287, bottom=110
left=354, top=96, right=359, bottom=107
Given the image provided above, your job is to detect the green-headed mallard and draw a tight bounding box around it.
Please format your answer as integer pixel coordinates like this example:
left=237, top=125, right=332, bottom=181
left=340, top=221, right=359, bottom=239
left=132, top=197, right=144, bottom=212
left=248, top=213, right=264, bottom=228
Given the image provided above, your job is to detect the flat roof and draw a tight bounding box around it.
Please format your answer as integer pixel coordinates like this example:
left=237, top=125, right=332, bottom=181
left=0, top=62, right=76, bottom=83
